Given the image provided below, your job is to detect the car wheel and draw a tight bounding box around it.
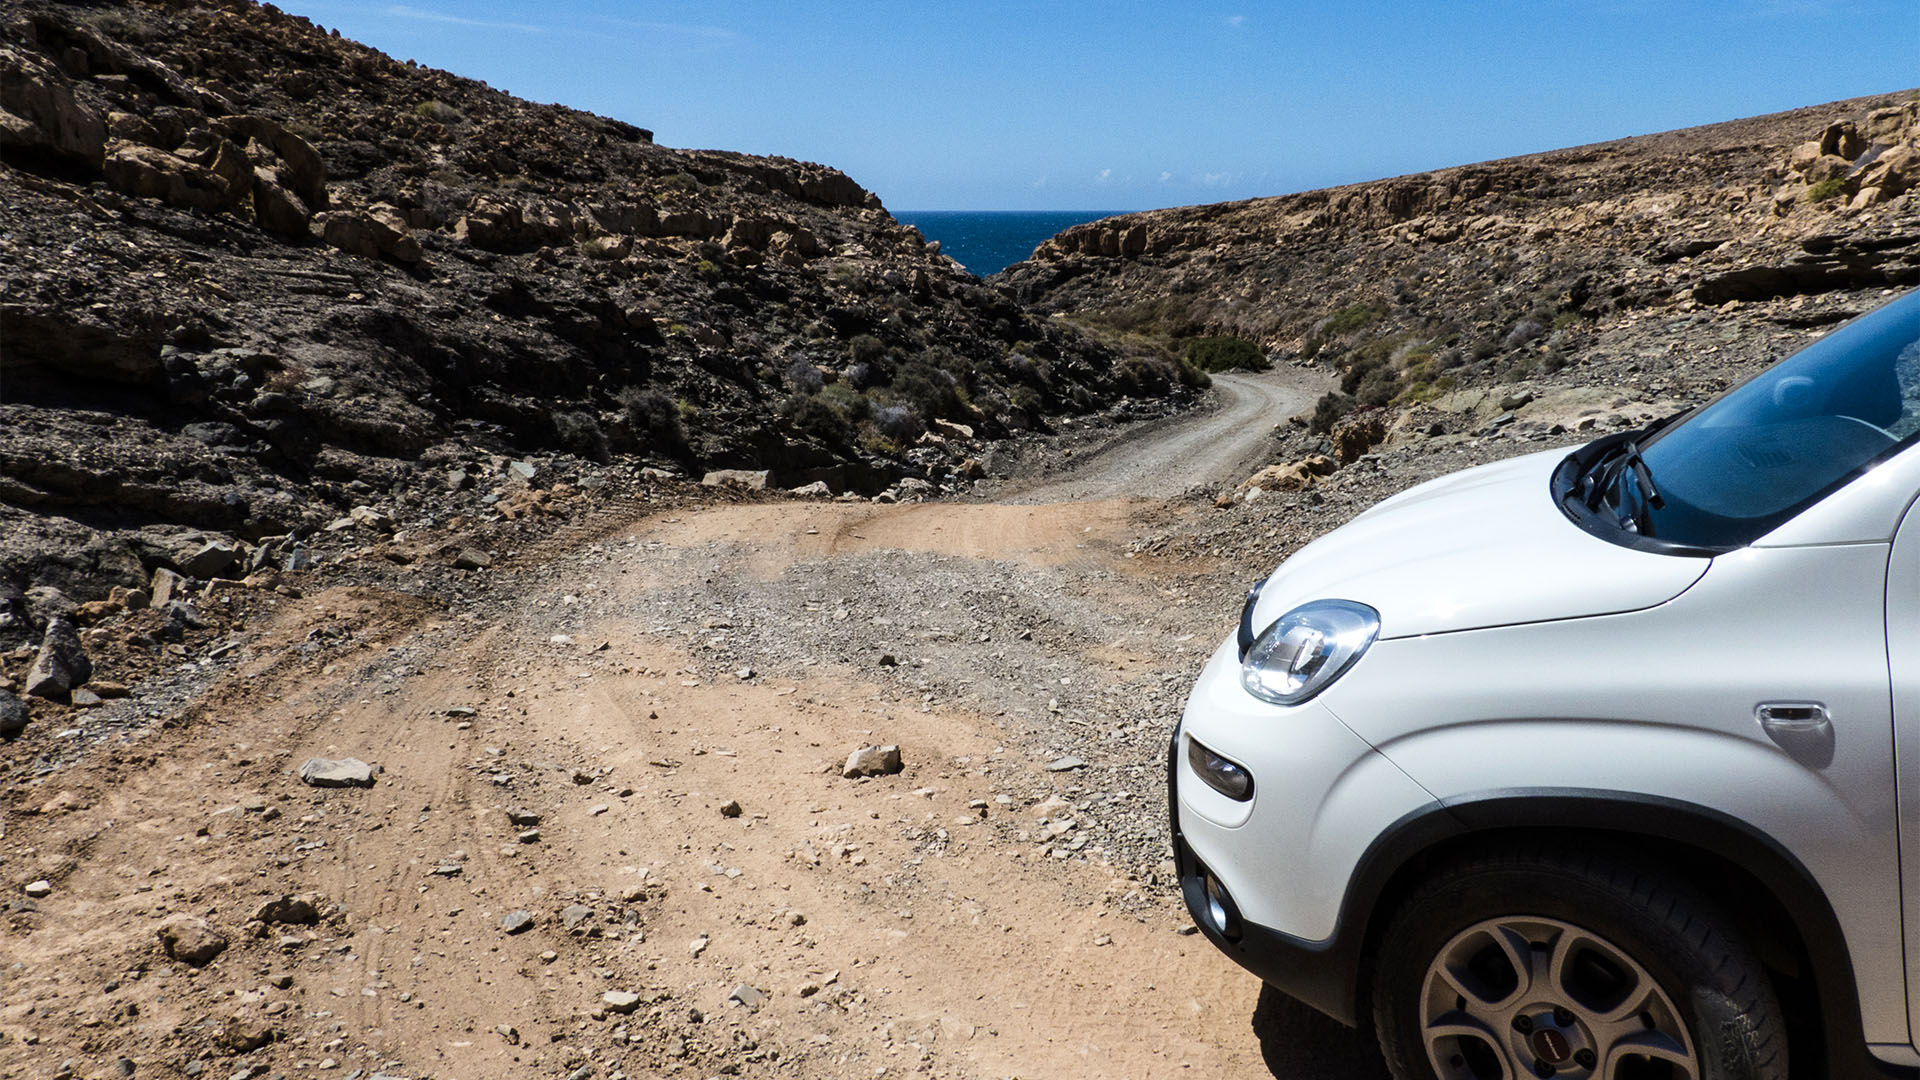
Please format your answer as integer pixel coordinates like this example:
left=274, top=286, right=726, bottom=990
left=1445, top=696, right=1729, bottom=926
left=1372, top=847, right=1785, bottom=1080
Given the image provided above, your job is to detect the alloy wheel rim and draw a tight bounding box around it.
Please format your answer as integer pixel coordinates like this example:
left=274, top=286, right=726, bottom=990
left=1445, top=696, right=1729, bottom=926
left=1419, top=915, right=1698, bottom=1079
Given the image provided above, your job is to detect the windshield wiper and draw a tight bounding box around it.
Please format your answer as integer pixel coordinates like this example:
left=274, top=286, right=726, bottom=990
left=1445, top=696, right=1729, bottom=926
left=1624, top=447, right=1663, bottom=513
left=1579, top=438, right=1664, bottom=533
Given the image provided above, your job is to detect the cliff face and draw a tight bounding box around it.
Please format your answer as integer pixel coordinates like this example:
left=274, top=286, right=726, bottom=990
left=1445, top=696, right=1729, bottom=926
left=998, top=93, right=1920, bottom=424
left=0, top=0, right=1188, bottom=598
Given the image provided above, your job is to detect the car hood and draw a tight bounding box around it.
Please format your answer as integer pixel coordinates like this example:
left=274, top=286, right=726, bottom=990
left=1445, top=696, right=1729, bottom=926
left=1249, top=449, right=1711, bottom=639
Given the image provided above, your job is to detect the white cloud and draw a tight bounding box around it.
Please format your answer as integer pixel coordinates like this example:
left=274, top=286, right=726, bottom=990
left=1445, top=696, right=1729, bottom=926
left=1096, top=168, right=1113, bottom=183
left=1158, top=171, right=1172, bottom=183
left=1199, top=171, right=1231, bottom=187
left=383, top=5, right=547, bottom=33
left=1225, top=14, right=1246, bottom=27
left=602, top=18, right=736, bottom=42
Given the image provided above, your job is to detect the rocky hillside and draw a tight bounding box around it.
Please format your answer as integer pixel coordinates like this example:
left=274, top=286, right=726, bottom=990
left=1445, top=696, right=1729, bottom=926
left=1000, top=92, right=1920, bottom=435
left=0, top=0, right=1192, bottom=604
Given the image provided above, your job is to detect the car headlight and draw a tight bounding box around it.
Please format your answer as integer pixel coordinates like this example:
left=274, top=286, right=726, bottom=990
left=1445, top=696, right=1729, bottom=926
left=1239, top=598, right=1380, bottom=706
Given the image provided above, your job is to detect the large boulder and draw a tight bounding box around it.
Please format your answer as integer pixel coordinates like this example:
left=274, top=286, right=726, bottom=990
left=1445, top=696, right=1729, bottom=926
left=1787, top=140, right=1825, bottom=171
left=106, top=110, right=163, bottom=146
left=1818, top=119, right=1867, bottom=161
left=1866, top=103, right=1917, bottom=143
left=700, top=469, right=769, bottom=490
left=24, top=615, right=90, bottom=700
left=454, top=198, right=573, bottom=251
left=721, top=216, right=779, bottom=251
left=584, top=201, right=658, bottom=237
left=1800, top=154, right=1852, bottom=184
left=214, top=115, right=328, bottom=210
left=843, top=744, right=903, bottom=778
left=175, top=134, right=253, bottom=203
left=250, top=169, right=312, bottom=237
left=1332, top=411, right=1388, bottom=464
left=103, top=141, right=233, bottom=212
left=299, top=756, right=375, bottom=787
left=1241, top=455, right=1337, bottom=493
left=322, top=203, right=422, bottom=263
left=156, top=915, right=228, bottom=966
left=178, top=537, right=243, bottom=579
left=1857, top=145, right=1916, bottom=200
left=0, top=45, right=106, bottom=168
left=0, top=689, right=28, bottom=740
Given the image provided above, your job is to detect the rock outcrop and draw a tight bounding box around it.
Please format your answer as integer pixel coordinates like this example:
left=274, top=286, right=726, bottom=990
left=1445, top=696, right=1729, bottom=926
left=0, top=0, right=1188, bottom=612
left=999, top=92, right=1920, bottom=430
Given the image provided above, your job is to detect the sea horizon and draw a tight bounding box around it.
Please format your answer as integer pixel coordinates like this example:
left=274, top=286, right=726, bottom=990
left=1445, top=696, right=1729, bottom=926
left=894, top=210, right=1125, bottom=278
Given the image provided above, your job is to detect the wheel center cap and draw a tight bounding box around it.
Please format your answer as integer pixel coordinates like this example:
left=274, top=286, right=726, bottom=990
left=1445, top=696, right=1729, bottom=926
left=1529, top=1027, right=1573, bottom=1064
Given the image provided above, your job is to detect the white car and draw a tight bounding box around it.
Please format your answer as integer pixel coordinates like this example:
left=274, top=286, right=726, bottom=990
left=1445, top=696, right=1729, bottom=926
left=1172, top=289, right=1920, bottom=1080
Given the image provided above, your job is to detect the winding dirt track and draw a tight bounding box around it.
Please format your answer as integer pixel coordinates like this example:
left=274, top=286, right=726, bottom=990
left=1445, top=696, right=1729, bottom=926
left=1, top=376, right=1388, bottom=1080
left=1007, top=369, right=1331, bottom=503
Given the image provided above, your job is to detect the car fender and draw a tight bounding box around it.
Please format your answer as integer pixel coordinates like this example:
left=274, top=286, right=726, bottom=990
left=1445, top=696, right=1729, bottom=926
left=1328, top=788, right=1904, bottom=1077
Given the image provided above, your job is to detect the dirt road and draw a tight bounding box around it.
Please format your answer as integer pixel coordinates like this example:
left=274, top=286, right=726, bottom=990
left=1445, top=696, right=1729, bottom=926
left=1006, top=369, right=1329, bottom=504
left=1, top=374, right=1388, bottom=1080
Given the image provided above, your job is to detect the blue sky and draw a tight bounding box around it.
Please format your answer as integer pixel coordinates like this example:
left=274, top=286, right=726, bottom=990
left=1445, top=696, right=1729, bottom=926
left=290, top=1, right=1918, bottom=211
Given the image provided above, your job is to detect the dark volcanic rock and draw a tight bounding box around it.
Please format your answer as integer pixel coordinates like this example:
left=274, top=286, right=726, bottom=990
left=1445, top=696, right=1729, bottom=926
left=24, top=614, right=89, bottom=699
left=0, top=689, right=28, bottom=739
left=0, top=0, right=1187, bottom=605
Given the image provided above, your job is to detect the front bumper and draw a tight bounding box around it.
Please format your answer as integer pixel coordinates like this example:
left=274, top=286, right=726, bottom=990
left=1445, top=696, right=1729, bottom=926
left=1168, top=725, right=1365, bottom=1026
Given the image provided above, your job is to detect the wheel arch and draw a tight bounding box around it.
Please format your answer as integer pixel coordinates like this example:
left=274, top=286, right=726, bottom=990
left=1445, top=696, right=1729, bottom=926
left=1345, top=790, right=1896, bottom=1079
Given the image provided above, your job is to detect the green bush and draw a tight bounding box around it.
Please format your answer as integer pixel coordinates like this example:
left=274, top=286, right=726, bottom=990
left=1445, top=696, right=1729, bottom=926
left=874, top=403, right=923, bottom=440
left=1309, top=391, right=1355, bottom=435
left=413, top=100, right=462, bottom=123
left=892, top=359, right=964, bottom=419
left=781, top=393, right=854, bottom=446
left=552, top=410, right=609, bottom=461
left=1081, top=294, right=1202, bottom=338
left=616, top=386, right=687, bottom=453
left=1115, top=356, right=1173, bottom=396
left=1184, top=336, right=1269, bottom=373
left=1009, top=385, right=1045, bottom=417
left=848, top=334, right=885, bottom=366
left=1807, top=178, right=1848, bottom=202
left=1323, top=304, right=1380, bottom=336
left=785, top=358, right=825, bottom=394
left=819, top=382, right=872, bottom=423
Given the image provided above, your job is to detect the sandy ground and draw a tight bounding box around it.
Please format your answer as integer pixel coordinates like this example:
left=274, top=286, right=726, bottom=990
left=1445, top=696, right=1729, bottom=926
left=1, top=366, right=1391, bottom=1080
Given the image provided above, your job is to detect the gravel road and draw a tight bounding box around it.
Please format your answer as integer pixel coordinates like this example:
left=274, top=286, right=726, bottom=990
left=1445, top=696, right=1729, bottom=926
left=1004, top=368, right=1332, bottom=503
left=0, top=376, right=1392, bottom=1080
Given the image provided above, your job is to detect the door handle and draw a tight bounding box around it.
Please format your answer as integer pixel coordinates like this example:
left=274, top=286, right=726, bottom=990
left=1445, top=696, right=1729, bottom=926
left=1755, top=702, right=1829, bottom=731
left=1755, top=701, right=1833, bottom=768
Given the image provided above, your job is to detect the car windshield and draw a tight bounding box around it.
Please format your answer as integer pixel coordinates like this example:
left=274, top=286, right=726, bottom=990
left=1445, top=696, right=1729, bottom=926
left=1628, top=288, right=1920, bottom=545
left=1571, top=290, right=1920, bottom=551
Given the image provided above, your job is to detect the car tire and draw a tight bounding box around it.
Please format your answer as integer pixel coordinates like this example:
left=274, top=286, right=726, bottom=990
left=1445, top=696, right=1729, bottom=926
left=1372, top=846, right=1786, bottom=1080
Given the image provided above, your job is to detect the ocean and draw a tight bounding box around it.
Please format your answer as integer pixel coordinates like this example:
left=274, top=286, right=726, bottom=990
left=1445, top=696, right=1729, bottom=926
left=893, top=210, right=1122, bottom=278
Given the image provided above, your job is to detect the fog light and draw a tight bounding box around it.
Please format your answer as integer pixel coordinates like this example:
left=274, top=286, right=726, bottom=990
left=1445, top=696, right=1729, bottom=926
left=1188, top=737, right=1254, bottom=802
left=1204, top=871, right=1243, bottom=940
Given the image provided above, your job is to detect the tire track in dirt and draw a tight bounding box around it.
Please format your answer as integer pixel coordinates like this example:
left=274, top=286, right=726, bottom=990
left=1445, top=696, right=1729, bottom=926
left=1, top=378, right=1392, bottom=1079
